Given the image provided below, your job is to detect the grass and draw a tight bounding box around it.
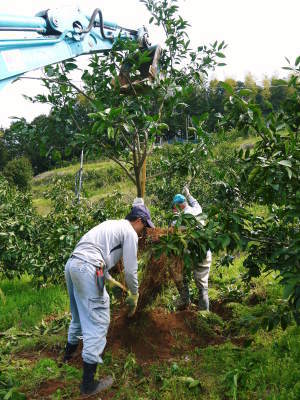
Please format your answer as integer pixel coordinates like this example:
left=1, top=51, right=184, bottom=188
left=32, top=198, right=52, bottom=216
left=31, top=158, right=136, bottom=215
left=33, top=159, right=116, bottom=182
left=1, top=258, right=299, bottom=399
left=0, top=275, right=68, bottom=330
left=88, top=180, right=136, bottom=203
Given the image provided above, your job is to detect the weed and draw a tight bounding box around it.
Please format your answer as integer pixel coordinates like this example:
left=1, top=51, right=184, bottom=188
left=187, top=311, right=224, bottom=337
left=32, top=358, right=60, bottom=383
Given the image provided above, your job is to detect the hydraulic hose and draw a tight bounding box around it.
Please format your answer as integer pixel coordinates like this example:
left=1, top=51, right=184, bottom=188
left=80, top=8, right=108, bottom=40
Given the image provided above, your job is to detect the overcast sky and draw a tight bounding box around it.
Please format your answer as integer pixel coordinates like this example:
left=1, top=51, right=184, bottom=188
left=0, top=0, right=299, bottom=128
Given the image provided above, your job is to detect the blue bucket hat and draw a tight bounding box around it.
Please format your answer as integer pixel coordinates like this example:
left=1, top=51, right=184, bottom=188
left=172, top=193, right=186, bottom=205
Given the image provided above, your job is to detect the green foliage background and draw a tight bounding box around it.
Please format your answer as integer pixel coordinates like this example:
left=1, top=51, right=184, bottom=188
left=2, top=157, right=33, bottom=191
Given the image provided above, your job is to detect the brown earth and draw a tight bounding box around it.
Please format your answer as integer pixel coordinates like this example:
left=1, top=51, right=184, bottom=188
left=53, top=306, right=228, bottom=368
left=31, top=380, right=67, bottom=399
left=138, top=227, right=184, bottom=310
left=108, top=307, right=226, bottom=363
left=16, top=305, right=232, bottom=399
left=211, top=299, right=233, bottom=321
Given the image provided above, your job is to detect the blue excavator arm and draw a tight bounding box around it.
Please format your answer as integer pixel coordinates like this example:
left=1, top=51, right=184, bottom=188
left=0, top=6, right=160, bottom=90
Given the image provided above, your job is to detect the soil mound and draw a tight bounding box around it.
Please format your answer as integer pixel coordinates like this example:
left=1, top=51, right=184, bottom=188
left=108, top=307, right=225, bottom=363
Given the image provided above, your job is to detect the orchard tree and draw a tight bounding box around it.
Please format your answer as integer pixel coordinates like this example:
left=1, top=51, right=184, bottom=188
left=148, top=56, right=300, bottom=328
left=32, top=0, right=226, bottom=196
left=220, top=56, right=300, bottom=324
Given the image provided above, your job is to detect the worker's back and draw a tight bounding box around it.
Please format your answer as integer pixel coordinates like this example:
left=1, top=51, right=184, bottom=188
left=72, top=219, right=138, bottom=269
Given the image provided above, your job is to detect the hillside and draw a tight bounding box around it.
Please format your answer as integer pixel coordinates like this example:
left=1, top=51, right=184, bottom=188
left=32, top=159, right=136, bottom=215
left=31, top=135, right=257, bottom=215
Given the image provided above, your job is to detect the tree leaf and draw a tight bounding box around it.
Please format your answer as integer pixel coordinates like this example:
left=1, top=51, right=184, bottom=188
left=221, top=82, right=234, bottom=95
left=107, top=127, right=114, bottom=139
left=64, top=62, right=77, bottom=71
left=278, top=160, right=292, bottom=167
left=239, top=89, right=252, bottom=96
left=286, top=167, right=292, bottom=180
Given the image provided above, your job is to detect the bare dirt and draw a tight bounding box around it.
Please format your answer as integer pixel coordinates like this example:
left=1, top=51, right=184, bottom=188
left=31, top=380, right=66, bottom=399
left=138, top=227, right=184, bottom=310
left=211, top=299, right=233, bottom=321
left=56, top=305, right=228, bottom=369
left=16, top=305, right=233, bottom=399
left=108, top=307, right=226, bottom=363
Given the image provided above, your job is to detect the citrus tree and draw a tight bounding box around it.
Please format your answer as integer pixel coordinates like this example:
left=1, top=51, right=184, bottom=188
left=227, top=57, right=299, bottom=320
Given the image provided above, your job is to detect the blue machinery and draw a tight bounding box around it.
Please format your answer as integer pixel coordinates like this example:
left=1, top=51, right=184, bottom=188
left=0, top=6, right=160, bottom=91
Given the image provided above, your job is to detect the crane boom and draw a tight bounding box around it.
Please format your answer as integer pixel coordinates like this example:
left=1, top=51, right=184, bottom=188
left=0, top=6, right=157, bottom=90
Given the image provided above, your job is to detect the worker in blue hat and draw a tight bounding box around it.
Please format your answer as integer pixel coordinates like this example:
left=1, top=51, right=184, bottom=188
left=172, top=186, right=212, bottom=311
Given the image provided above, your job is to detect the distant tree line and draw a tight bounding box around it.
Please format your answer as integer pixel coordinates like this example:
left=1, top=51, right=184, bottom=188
left=0, top=74, right=293, bottom=175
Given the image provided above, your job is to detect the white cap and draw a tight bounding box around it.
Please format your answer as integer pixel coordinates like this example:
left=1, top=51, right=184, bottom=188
left=132, top=197, right=144, bottom=207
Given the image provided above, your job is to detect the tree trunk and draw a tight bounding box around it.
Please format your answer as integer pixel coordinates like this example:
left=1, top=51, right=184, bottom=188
left=141, top=158, right=147, bottom=198
left=135, top=167, right=142, bottom=197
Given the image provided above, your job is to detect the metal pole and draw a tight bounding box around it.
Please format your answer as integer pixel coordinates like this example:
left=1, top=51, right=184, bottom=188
left=186, top=115, right=188, bottom=142
left=75, top=149, right=84, bottom=203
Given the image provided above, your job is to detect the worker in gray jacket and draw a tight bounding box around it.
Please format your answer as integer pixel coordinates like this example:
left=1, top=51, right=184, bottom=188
left=63, top=205, right=154, bottom=396
left=172, top=187, right=212, bottom=311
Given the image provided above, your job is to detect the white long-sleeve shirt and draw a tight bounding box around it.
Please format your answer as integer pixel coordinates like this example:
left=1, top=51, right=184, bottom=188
left=72, top=219, right=139, bottom=294
left=184, top=195, right=211, bottom=260
left=183, top=194, right=202, bottom=217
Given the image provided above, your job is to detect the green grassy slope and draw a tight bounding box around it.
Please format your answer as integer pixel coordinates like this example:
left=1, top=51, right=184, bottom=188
left=32, top=159, right=136, bottom=215
left=31, top=134, right=258, bottom=215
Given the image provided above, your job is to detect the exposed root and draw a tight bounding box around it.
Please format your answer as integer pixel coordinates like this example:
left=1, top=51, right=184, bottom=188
left=137, top=228, right=184, bottom=310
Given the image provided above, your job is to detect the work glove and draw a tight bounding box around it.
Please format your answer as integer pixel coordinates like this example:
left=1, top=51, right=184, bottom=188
left=126, top=292, right=139, bottom=317
left=182, top=185, right=190, bottom=197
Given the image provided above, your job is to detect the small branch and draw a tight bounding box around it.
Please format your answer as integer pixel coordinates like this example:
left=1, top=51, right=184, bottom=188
left=158, top=96, right=166, bottom=122
left=110, top=155, right=136, bottom=185
left=114, top=63, right=138, bottom=96
left=69, top=112, right=82, bottom=131
left=19, top=76, right=96, bottom=108
left=242, top=235, right=289, bottom=246
left=135, top=128, right=141, bottom=163
left=147, top=141, right=156, bottom=157
left=132, top=136, right=138, bottom=171
left=119, top=130, right=134, bottom=152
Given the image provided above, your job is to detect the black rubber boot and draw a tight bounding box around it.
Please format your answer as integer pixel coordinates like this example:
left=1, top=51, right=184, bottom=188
left=63, top=342, right=78, bottom=362
left=80, top=362, right=113, bottom=396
